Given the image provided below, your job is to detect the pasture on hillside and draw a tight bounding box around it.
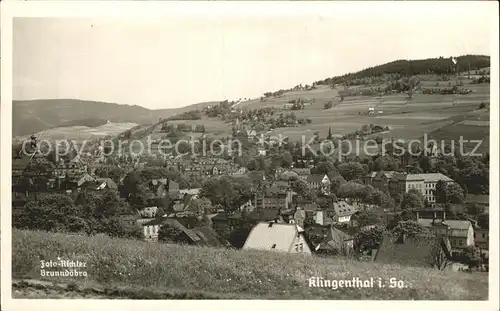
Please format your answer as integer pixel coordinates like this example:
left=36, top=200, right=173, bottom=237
left=12, top=229, right=488, bottom=300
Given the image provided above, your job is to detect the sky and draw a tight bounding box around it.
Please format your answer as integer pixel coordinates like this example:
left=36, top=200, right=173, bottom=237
left=13, top=5, right=494, bottom=110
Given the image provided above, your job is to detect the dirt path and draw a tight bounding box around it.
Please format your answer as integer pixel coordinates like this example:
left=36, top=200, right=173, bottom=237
left=12, top=279, right=116, bottom=299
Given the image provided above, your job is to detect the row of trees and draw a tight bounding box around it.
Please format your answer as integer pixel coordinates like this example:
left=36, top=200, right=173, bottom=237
left=160, top=123, right=206, bottom=133
left=314, top=55, right=490, bottom=86
left=13, top=190, right=142, bottom=239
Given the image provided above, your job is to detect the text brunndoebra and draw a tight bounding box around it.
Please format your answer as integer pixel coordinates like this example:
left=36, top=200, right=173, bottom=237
left=40, top=259, right=88, bottom=277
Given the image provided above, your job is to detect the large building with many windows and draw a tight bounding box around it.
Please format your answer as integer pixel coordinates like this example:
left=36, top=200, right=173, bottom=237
left=370, top=172, right=455, bottom=207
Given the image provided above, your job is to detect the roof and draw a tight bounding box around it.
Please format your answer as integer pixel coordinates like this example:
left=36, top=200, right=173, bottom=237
left=192, top=226, right=228, bottom=247
left=172, top=201, right=185, bottom=213
left=417, top=218, right=472, bottom=230
left=79, top=180, right=102, bottom=190
left=211, top=212, right=229, bottom=222
left=306, top=174, right=328, bottom=183
left=96, top=177, right=118, bottom=189
left=243, top=222, right=304, bottom=252
left=417, top=219, right=472, bottom=238
left=168, top=180, right=180, bottom=191
left=179, top=188, right=201, bottom=195
left=280, top=170, right=299, bottom=180
left=246, top=171, right=266, bottom=182
left=374, top=233, right=451, bottom=267
left=332, top=201, right=357, bottom=217
left=466, top=194, right=489, bottom=204
left=12, top=156, right=31, bottom=170
left=292, top=168, right=311, bottom=176
left=400, top=173, right=453, bottom=182
left=365, top=172, right=377, bottom=179
left=247, top=209, right=281, bottom=222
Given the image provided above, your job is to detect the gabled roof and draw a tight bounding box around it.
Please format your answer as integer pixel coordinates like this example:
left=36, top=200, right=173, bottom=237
left=417, top=218, right=472, bottom=230
left=179, top=188, right=201, bottom=195
left=465, top=194, right=489, bottom=204
left=394, top=173, right=453, bottom=182
left=172, top=200, right=185, bottom=213
left=373, top=171, right=397, bottom=180
left=243, top=222, right=304, bottom=252
left=306, top=174, right=328, bottom=183
left=96, top=177, right=118, bottom=189
left=280, top=170, right=299, bottom=180
left=192, top=226, right=228, bottom=247
left=292, top=168, right=312, bottom=176
left=247, top=208, right=280, bottom=222
left=374, top=233, right=451, bottom=267
left=332, top=201, right=357, bottom=217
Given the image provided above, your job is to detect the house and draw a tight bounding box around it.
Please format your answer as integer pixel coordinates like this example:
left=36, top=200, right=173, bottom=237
left=246, top=208, right=282, bottom=224
left=465, top=194, right=489, bottom=213
left=239, top=200, right=255, bottom=213
left=292, top=168, right=312, bottom=179
left=137, top=206, right=158, bottom=218
left=254, top=188, right=293, bottom=210
left=388, top=173, right=454, bottom=207
left=363, top=171, right=397, bottom=192
left=95, top=178, right=118, bottom=190
left=306, top=174, right=331, bottom=193
left=475, top=227, right=489, bottom=250
left=293, top=209, right=307, bottom=228
left=306, top=225, right=354, bottom=256
left=417, top=219, right=474, bottom=253
left=179, top=188, right=201, bottom=196
left=232, top=167, right=248, bottom=176
left=62, top=173, right=97, bottom=192
left=332, top=201, right=358, bottom=223
left=279, top=170, right=300, bottom=181
left=243, top=222, right=312, bottom=254
left=142, top=218, right=228, bottom=246
left=80, top=177, right=118, bottom=191
left=373, top=234, right=452, bottom=269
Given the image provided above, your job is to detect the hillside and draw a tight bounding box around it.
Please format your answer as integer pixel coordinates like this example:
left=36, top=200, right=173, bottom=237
left=13, top=229, right=488, bottom=299
left=12, top=54, right=490, bottom=140
left=12, top=99, right=218, bottom=137
left=314, top=54, right=490, bottom=85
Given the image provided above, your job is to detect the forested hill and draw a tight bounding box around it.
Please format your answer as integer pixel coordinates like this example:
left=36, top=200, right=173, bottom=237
left=315, top=54, right=490, bottom=85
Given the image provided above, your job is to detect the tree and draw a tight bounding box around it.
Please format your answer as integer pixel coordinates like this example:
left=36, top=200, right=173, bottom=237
left=391, top=220, right=433, bottom=241
left=434, top=180, right=448, bottom=204
left=200, top=176, right=252, bottom=213
left=400, top=189, right=424, bottom=210
left=466, top=203, right=484, bottom=216
left=327, top=126, right=333, bottom=140
left=353, top=225, right=386, bottom=253
left=426, top=236, right=453, bottom=271
left=353, top=208, right=384, bottom=227
left=338, top=162, right=366, bottom=181
left=419, top=156, right=432, bottom=172
left=291, top=178, right=316, bottom=201
left=477, top=213, right=489, bottom=229
left=158, top=223, right=187, bottom=244
left=462, top=246, right=481, bottom=269
left=447, top=183, right=465, bottom=204
left=14, top=193, right=87, bottom=233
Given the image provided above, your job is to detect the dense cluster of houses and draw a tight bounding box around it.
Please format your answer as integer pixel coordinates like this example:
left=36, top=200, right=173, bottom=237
left=12, top=135, right=489, bottom=272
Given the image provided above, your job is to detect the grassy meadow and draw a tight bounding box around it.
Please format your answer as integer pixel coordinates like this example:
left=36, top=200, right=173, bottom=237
left=12, top=229, right=488, bottom=299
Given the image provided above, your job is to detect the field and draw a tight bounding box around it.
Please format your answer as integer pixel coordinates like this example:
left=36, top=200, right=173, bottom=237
left=16, top=122, right=139, bottom=141
left=12, top=229, right=488, bottom=299
left=233, top=81, right=490, bottom=153
left=26, top=75, right=489, bottom=158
